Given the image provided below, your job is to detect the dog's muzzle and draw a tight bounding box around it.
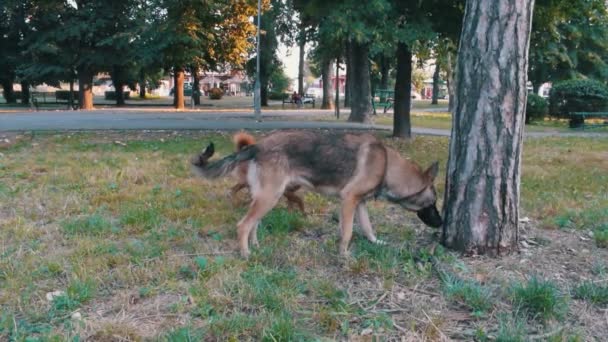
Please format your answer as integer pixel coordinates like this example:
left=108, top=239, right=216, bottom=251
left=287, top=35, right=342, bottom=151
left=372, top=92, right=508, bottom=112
left=416, top=204, right=443, bottom=228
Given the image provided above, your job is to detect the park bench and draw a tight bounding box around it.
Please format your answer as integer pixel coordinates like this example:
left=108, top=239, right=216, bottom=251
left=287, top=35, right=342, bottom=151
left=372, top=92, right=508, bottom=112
left=569, top=112, right=608, bottom=130
left=282, top=93, right=316, bottom=108
left=372, top=89, right=394, bottom=114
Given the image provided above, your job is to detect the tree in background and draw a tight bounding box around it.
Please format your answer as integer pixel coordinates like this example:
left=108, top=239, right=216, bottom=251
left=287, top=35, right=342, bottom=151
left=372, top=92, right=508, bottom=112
left=442, top=0, right=535, bottom=255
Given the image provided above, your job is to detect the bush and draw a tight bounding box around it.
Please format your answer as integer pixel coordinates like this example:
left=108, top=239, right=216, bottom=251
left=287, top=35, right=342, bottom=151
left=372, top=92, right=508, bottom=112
left=209, top=87, right=223, bottom=100
left=55, top=90, right=79, bottom=101
left=104, top=91, right=131, bottom=100
left=549, top=79, right=608, bottom=127
left=526, top=93, right=547, bottom=123
left=511, top=277, right=568, bottom=321
left=268, top=91, right=286, bottom=101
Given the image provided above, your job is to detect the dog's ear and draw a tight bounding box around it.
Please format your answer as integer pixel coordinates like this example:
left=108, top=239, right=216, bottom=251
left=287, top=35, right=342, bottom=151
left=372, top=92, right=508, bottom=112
left=425, top=161, right=439, bottom=182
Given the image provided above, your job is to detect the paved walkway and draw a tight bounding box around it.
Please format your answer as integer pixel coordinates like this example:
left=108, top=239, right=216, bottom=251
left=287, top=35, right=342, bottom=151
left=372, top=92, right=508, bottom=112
left=0, top=109, right=606, bottom=139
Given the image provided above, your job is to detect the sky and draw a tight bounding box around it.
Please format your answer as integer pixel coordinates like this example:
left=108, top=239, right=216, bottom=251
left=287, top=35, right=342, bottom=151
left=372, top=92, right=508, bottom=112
left=278, top=42, right=302, bottom=80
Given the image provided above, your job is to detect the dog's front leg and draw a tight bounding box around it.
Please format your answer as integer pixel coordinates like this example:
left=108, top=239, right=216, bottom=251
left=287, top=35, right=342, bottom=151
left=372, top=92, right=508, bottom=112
left=357, top=203, right=386, bottom=245
left=339, top=196, right=359, bottom=256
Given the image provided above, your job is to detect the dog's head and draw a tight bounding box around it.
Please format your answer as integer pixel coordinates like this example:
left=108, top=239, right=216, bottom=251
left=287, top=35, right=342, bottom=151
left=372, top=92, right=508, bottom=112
left=385, top=160, right=443, bottom=228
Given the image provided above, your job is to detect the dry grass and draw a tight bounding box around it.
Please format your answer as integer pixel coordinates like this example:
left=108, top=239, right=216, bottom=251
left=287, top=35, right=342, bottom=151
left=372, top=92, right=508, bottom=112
left=1, top=130, right=607, bottom=340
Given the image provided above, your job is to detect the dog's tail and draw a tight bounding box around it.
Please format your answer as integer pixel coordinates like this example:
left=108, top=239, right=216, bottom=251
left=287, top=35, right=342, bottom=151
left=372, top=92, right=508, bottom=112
left=191, top=142, right=258, bottom=179
left=233, top=131, right=256, bottom=151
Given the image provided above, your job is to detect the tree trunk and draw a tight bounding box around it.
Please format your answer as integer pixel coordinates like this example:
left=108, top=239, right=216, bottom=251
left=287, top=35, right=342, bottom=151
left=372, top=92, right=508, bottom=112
left=174, top=67, right=185, bottom=110
left=192, top=67, right=201, bottom=105
left=69, top=78, right=75, bottom=109
left=139, top=69, right=146, bottom=99
left=1, top=80, right=16, bottom=104
left=347, top=41, right=372, bottom=123
left=393, top=43, right=413, bottom=138
left=335, top=58, right=340, bottom=119
left=442, top=0, right=534, bottom=256
left=321, top=58, right=334, bottom=109
left=298, top=24, right=306, bottom=96
left=115, top=82, right=125, bottom=106
left=78, top=68, right=94, bottom=110
left=432, top=63, right=440, bottom=105
left=20, top=82, right=30, bottom=105
left=344, top=42, right=351, bottom=108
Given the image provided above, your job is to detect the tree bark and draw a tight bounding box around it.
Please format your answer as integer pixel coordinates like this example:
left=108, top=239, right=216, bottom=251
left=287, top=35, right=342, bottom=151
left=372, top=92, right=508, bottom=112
left=393, top=43, right=413, bottom=138
left=139, top=69, right=146, bottom=99
left=442, top=0, right=535, bottom=256
left=432, top=63, right=440, bottom=105
left=115, top=82, right=125, bottom=106
left=347, top=41, right=372, bottom=123
left=78, top=68, right=94, bottom=110
left=298, top=24, right=306, bottom=96
left=69, top=78, right=75, bottom=110
left=1, top=80, right=16, bottom=104
left=335, top=57, right=340, bottom=119
left=20, top=82, right=30, bottom=104
left=192, top=67, right=201, bottom=105
left=344, top=42, right=351, bottom=108
left=321, top=58, right=334, bottom=109
left=174, top=67, right=185, bottom=110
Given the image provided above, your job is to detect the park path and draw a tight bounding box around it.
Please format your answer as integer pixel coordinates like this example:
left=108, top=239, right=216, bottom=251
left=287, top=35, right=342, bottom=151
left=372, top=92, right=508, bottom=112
left=0, top=108, right=606, bottom=139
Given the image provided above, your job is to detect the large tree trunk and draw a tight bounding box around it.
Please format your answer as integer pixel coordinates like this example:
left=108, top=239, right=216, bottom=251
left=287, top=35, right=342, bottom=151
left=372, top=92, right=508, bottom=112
left=442, top=0, right=534, bottom=256
left=431, top=63, right=440, bottom=105
left=393, top=43, right=413, bottom=138
left=139, top=69, right=146, bottom=99
left=69, top=78, right=75, bottom=109
left=1, top=79, right=16, bottom=104
left=347, top=41, right=372, bottom=123
left=20, top=82, right=30, bottom=105
left=174, top=67, right=185, bottom=110
left=321, top=58, right=334, bottom=109
left=78, top=68, right=94, bottom=110
left=344, top=42, right=350, bottom=108
left=192, top=67, right=201, bottom=105
left=298, top=24, right=306, bottom=96
left=335, top=58, right=340, bottom=119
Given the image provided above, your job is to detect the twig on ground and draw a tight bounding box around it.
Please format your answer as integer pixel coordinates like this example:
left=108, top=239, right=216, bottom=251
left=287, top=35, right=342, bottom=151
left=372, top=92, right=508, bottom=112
left=364, top=291, right=389, bottom=311
left=528, top=326, right=564, bottom=340
left=421, top=309, right=449, bottom=341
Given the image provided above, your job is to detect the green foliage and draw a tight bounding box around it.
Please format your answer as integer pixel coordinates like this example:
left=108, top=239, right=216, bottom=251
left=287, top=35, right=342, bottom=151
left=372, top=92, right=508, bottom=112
left=209, top=87, right=223, bottom=100
left=259, top=208, right=305, bottom=238
left=549, top=79, right=608, bottom=126
left=441, top=273, right=493, bottom=315
left=526, top=93, right=548, bottom=123
left=269, top=67, right=291, bottom=93
left=495, top=313, right=526, bottom=342
left=573, top=281, right=608, bottom=305
left=594, top=227, right=608, bottom=248
left=511, top=277, right=568, bottom=321
left=62, top=213, right=116, bottom=237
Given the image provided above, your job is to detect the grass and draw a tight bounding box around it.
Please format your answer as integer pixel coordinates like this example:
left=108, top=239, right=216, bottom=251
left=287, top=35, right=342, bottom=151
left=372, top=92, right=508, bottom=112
left=511, top=277, right=568, bottom=322
left=1, top=130, right=607, bottom=340
left=573, top=281, right=608, bottom=305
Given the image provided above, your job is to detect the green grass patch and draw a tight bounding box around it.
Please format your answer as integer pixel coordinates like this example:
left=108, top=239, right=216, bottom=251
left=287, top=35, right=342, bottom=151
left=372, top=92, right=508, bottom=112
left=511, top=277, right=568, bottom=321
left=573, top=281, right=608, bottom=305
left=594, top=226, right=608, bottom=248
left=441, top=273, right=494, bottom=316
left=62, top=213, right=118, bottom=236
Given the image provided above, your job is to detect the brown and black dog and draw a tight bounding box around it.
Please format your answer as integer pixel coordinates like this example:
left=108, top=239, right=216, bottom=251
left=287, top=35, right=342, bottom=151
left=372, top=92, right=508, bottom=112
left=228, top=132, right=305, bottom=213
left=192, top=130, right=442, bottom=258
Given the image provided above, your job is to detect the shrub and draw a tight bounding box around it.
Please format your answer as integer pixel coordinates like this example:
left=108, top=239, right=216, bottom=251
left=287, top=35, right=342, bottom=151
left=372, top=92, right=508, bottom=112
left=526, top=93, right=547, bottom=123
left=268, top=91, right=286, bottom=101
left=573, top=281, right=608, bottom=305
left=549, top=79, right=608, bottom=127
left=104, top=91, right=131, bottom=100
left=209, top=87, right=223, bottom=100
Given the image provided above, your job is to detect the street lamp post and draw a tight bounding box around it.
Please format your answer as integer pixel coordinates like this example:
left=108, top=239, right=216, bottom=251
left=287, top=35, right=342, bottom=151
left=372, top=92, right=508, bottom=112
left=253, top=0, right=262, bottom=121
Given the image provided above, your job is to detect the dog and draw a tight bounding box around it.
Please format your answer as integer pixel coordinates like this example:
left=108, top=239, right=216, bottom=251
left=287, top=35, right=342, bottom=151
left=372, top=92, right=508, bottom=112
left=192, top=130, right=442, bottom=258
left=229, top=132, right=306, bottom=214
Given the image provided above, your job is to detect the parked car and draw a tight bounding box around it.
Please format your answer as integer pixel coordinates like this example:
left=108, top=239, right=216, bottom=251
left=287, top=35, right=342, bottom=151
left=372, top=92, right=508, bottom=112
left=169, top=82, right=195, bottom=97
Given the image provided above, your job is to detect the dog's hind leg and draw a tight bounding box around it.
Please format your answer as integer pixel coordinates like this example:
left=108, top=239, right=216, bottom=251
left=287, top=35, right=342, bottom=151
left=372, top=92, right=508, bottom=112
left=339, top=196, right=360, bottom=256
left=284, top=187, right=305, bottom=215
left=229, top=183, right=248, bottom=207
left=236, top=190, right=283, bottom=258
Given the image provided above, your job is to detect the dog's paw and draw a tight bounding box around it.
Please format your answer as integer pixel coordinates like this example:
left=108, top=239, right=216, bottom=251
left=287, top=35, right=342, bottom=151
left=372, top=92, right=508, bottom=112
left=374, top=239, right=387, bottom=246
